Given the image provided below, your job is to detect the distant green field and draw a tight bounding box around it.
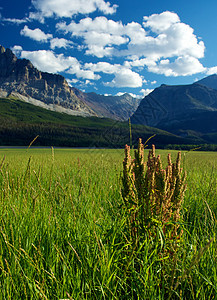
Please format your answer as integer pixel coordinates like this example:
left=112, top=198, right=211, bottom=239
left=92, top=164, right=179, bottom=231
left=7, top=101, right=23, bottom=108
left=0, top=147, right=216, bottom=299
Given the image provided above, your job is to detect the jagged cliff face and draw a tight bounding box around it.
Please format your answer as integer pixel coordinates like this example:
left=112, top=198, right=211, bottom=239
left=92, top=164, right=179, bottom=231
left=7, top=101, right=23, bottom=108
left=0, top=45, right=95, bottom=116
left=0, top=45, right=141, bottom=120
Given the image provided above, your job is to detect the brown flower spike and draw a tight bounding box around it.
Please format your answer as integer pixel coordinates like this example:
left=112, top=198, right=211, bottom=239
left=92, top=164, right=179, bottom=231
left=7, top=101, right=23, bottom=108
left=122, top=139, right=187, bottom=243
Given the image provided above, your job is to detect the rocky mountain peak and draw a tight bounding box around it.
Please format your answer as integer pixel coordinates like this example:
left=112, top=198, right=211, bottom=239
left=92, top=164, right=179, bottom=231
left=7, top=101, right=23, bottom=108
left=0, top=46, right=95, bottom=116
left=0, top=45, right=140, bottom=120
left=0, top=45, right=6, bottom=54
left=131, top=79, right=217, bottom=139
left=0, top=46, right=18, bottom=77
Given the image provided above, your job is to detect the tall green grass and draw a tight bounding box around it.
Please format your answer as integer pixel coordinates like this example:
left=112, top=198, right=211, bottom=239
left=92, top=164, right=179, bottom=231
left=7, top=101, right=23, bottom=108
left=0, top=148, right=216, bottom=299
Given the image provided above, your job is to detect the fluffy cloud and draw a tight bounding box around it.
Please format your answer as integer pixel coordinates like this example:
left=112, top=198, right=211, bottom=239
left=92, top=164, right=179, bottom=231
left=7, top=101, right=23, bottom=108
left=21, top=25, right=53, bottom=42
left=148, top=55, right=206, bottom=76
left=57, top=16, right=124, bottom=35
left=20, top=49, right=100, bottom=80
left=140, top=88, right=153, bottom=97
left=57, top=12, right=205, bottom=78
left=67, top=78, right=79, bottom=85
left=124, top=57, right=156, bottom=68
left=124, top=22, right=147, bottom=45
left=84, top=61, right=120, bottom=74
left=122, top=20, right=205, bottom=61
left=11, top=9, right=208, bottom=88
left=84, top=61, right=143, bottom=87
left=105, top=68, right=143, bottom=88
left=20, top=50, right=74, bottom=72
left=143, top=11, right=180, bottom=32
left=67, top=66, right=100, bottom=80
left=57, top=17, right=146, bottom=58
left=31, top=0, right=118, bottom=19
left=57, top=17, right=128, bottom=57
left=50, top=38, right=73, bottom=49
left=85, top=45, right=114, bottom=58
left=206, top=66, right=217, bottom=75
left=17, top=48, right=141, bottom=85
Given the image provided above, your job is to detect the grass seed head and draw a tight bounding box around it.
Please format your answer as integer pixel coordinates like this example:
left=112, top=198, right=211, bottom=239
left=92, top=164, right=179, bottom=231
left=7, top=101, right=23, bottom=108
left=121, top=139, right=187, bottom=245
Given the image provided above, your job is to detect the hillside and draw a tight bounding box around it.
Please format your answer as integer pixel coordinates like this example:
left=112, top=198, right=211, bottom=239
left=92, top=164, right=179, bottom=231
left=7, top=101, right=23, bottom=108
left=0, top=96, right=200, bottom=148
left=131, top=78, right=217, bottom=143
left=196, top=74, right=217, bottom=90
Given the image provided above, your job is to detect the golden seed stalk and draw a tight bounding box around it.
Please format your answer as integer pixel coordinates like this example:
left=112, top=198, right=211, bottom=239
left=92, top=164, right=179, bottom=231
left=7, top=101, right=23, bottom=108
left=121, top=138, right=187, bottom=243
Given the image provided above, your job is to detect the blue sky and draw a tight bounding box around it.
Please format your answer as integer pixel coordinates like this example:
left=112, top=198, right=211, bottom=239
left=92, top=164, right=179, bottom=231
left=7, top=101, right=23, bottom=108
left=0, top=0, right=217, bottom=97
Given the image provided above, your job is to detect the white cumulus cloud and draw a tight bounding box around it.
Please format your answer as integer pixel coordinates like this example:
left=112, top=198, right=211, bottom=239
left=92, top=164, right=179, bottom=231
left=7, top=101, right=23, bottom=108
left=31, top=0, right=118, bottom=19
left=57, top=17, right=128, bottom=57
left=20, top=50, right=75, bottom=73
left=143, top=11, right=180, bottom=32
left=84, top=61, right=120, bottom=74
left=50, top=38, right=73, bottom=49
left=140, top=88, right=153, bottom=97
left=56, top=12, right=205, bottom=78
left=123, top=17, right=205, bottom=61
left=21, top=25, right=53, bottom=42
left=67, top=67, right=100, bottom=80
left=148, top=55, right=206, bottom=77
left=105, top=68, right=143, bottom=88
left=206, top=66, right=217, bottom=75
left=9, top=8, right=209, bottom=88
left=19, top=49, right=100, bottom=81
left=85, top=61, right=143, bottom=87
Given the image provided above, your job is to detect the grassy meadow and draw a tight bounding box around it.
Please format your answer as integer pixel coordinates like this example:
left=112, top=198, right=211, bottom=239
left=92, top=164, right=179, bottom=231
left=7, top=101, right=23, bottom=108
left=0, top=147, right=216, bottom=299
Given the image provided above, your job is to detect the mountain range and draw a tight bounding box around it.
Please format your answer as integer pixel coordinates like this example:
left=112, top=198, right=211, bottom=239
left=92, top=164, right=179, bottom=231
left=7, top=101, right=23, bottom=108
left=131, top=74, right=217, bottom=143
left=0, top=45, right=140, bottom=121
left=1, top=43, right=217, bottom=147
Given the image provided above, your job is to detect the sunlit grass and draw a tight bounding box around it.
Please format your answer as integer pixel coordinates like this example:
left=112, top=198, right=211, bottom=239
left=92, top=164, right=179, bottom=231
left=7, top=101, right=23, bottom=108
left=0, top=147, right=216, bottom=299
